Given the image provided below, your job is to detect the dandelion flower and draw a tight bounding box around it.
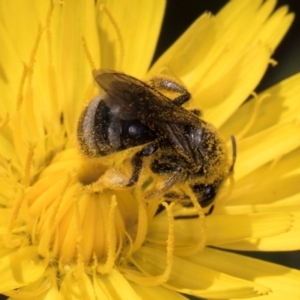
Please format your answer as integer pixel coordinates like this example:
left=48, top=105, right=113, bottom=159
left=0, top=0, right=300, bottom=299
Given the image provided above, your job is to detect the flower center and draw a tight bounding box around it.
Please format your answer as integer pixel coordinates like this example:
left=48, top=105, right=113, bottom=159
left=25, top=148, right=142, bottom=266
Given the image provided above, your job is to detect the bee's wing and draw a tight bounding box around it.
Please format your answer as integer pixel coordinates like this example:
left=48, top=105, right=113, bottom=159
left=94, top=70, right=203, bottom=164
left=93, top=69, right=200, bottom=125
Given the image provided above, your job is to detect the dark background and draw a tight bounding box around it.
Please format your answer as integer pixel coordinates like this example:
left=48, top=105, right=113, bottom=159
left=0, top=1, right=299, bottom=299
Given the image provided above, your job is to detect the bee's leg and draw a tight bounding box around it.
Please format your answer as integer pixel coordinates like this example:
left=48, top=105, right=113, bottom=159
left=147, top=77, right=191, bottom=106
left=146, top=159, right=182, bottom=197
left=205, top=205, right=215, bottom=216
left=126, top=143, right=158, bottom=187
left=172, top=90, right=191, bottom=106
left=151, top=159, right=182, bottom=175
left=173, top=205, right=214, bottom=219
left=229, top=135, right=237, bottom=172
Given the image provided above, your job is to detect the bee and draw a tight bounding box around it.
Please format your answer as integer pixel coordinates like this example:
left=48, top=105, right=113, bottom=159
left=77, top=70, right=235, bottom=212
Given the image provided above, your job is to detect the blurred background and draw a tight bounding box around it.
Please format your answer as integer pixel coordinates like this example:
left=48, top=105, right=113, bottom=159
left=0, top=1, right=299, bottom=299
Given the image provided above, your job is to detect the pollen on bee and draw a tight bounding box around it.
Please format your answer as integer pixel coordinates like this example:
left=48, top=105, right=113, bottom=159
left=77, top=150, right=137, bottom=191
left=77, top=159, right=109, bottom=185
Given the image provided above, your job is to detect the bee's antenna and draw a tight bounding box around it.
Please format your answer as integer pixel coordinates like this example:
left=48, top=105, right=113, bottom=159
left=229, top=135, right=236, bottom=172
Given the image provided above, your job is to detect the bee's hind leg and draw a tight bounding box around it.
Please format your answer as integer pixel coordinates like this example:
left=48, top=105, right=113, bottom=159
left=147, top=76, right=191, bottom=106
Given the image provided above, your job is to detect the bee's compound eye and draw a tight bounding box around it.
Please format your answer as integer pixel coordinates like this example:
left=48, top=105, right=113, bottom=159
left=204, top=185, right=215, bottom=199
left=191, top=183, right=217, bottom=208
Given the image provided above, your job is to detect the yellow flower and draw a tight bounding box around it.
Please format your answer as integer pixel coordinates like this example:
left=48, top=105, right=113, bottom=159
left=0, top=0, right=299, bottom=299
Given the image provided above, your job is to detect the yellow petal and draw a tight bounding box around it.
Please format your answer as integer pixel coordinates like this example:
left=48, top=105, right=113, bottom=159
left=131, top=246, right=271, bottom=299
left=0, top=1, right=98, bottom=149
left=258, top=5, right=295, bottom=50
left=131, top=282, right=188, bottom=300
left=234, top=123, right=300, bottom=180
left=148, top=211, right=294, bottom=254
left=0, top=246, right=48, bottom=293
left=0, top=0, right=45, bottom=63
left=226, top=147, right=300, bottom=207
left=0, top=208, right=24, bottom=236
left=0, top=134, right=16, bottom=162
left=0, top=209, right=12, bottom=234
left=58, top=266, right=95, bottom=300
left=151, top=0, right=290, bottom=85
left=217, top=0, right=294, bottom=51
left=97, top=0, right=166, bottom=77
left=215, top=209, right=300, bottom=251
left=94, top=269, right=141, bottom=300
left=187, top=248, right=300, bottom=300
left=149, top=12, right=217, bottom=82
left=4, top=268, right=58, bottom=299
left=59, top=0, right=100, bottom=133
left=147, top=209, right=203, bottom=251
left=202, top=44, right=270, bottom=127
left=219, top=153, right=300, bottom=250
left=207, top=213, right=293, bottom=246
left=221, top=73, right=300, bottom=138
left=0, top=21, right=22, bottom=113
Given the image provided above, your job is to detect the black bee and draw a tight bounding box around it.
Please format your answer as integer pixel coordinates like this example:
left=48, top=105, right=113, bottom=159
left=77, top=70, right=234, bottom=211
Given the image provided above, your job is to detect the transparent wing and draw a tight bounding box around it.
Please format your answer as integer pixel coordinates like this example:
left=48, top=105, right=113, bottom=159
left=93, top=69, right=200, bottom=125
